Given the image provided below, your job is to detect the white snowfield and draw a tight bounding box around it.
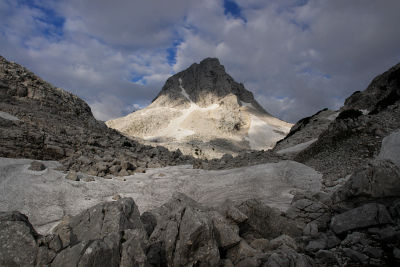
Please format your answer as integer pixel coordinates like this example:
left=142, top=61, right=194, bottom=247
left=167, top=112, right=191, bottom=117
left=0, top=157, right=322, bottom=234
left=0, top=111, right=19, bottom=121
left=106, top=80, right=293, bottom=157
left=246, top=115, right=292, bottom=150
left=276, top=139, right=318, bottom=155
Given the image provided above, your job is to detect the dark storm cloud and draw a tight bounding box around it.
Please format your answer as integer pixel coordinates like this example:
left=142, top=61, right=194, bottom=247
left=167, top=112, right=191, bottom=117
left=1, top=0, right=399, bottom=122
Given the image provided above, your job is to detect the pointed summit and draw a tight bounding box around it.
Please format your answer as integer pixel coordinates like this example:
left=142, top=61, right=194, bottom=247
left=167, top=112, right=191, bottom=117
left=107, top=58, right=292, bottom=158
left=151, top=57, right=268, bottom=114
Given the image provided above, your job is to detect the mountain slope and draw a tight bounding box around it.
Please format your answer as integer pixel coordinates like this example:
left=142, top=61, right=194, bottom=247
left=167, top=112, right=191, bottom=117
left=292, top=62, right=400, bottom=187
left=0, top=55, right=189, bottom=175
left=107, top=58, right=292, bottom=158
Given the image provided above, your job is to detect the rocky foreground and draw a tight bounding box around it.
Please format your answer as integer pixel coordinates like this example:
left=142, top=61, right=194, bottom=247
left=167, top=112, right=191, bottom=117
left=1, top=153, right=400, bottom=266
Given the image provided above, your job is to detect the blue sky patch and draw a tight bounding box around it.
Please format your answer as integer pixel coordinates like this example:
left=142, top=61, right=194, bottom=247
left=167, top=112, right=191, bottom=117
left=223, top=0, right=246, bottom=22
left=166, top=38, right=183, bottom=66
left=19, top=0, right=65, bottom=38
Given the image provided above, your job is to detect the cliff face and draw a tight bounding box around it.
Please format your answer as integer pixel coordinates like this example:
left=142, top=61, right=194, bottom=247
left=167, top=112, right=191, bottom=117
left=0, top=55, right=188, bottom=174
left=107, top=58, right=292, bottom=158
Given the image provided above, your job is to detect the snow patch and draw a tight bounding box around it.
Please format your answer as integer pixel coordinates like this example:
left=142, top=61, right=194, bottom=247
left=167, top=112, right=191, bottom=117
left=276, top=139, right=318, bottom=155
left=245, top=115, right=286, bottom=150
left=145, top=78, right=219, bottom=140
left=0, top=111, right=19, bottom=121
left=326, top=112, right=339, bottom=121
left=240, top=100, right=255, bottom=109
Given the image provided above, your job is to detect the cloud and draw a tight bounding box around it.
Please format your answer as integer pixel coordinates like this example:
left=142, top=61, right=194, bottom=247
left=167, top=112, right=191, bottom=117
left=1, top=0, right=400, bottom=122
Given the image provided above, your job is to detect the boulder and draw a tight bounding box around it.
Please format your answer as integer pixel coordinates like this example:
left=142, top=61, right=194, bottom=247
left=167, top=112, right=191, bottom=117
left=286, top=191, right=332, bottom=229
left=266, top=247, right=317, bottom=267
left=237, top=199, right=301, bottom=240
left=65, top=170, right=80, bottom=181
left=330, top=203, right=393, bottom=234
left=53, top=197, right=143, bottom=244
left=147, top=193, right=221, bottom=266
left=120, top=229, right=149, bottom=267
left=332, top=159, right=400, bottom=207
left=0, top=211, right=39, bottom=267
left=28, top=160, right=46, bottom=171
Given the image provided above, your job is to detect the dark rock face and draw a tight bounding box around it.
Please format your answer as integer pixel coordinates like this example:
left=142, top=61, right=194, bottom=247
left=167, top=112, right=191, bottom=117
left=330, top=203, right=393, bottom=234
left=294, top=61, right=400, bottom=187
left=273, top=108, right=337, bottom=154
left=0, top=55, right=190, bottom=175
left=152, top=57, right=267, bottom=113
left=343, top=62, right=400, bottom=112
left=332, top=159, right=400, bottom=208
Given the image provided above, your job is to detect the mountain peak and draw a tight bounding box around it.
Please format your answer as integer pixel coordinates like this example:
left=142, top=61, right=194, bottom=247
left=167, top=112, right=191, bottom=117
left=151, top=58, right=267, bottom=114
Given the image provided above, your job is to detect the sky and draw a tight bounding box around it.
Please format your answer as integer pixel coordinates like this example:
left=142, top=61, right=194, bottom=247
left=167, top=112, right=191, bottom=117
left=1, top=0, right=400, bottom=123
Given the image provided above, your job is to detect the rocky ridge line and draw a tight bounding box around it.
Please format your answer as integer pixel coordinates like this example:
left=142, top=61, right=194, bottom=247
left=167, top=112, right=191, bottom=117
left=0, top=55, right=191, bottom=177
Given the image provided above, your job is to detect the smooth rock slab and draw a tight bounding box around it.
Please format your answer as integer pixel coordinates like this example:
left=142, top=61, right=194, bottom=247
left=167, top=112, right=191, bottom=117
left=330, top=203, right=393, bottom=234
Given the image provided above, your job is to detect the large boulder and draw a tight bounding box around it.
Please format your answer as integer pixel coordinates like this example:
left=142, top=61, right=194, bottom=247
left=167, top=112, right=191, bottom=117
left=0, top=211, right=39, bottom=267
left=51, top=197, right=145, bottom=267
left=332, top=160, right=400, bottom=207
left=330, top=203, right=393, bottom=234
left=146, top=193, right=239, bottom=266
left=286, top=191, right=332, bottom=230
left=236, top=199, right=302, bottom=240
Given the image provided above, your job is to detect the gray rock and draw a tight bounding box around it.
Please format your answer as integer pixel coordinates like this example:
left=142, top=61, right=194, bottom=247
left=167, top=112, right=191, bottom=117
left=343, top=248, right=369, bottom=264
left=82, top=176, right=95, bottom=182
left=217, top=199, right=248, bottom=224
left=330, top=203, right=393, bottom=234
left=120, top=229, right=149, bottom=267
left=393, top=247, right=400, bottom=260
left=237, top=199, right=302, bottom=240
left=54, top=197, right=143, bottom=244
left=315, top=250, right=338, bottom=265
left=269, top=235, right=298, bottom=251
left=226, top=240, right=258, bottom=264
left=332, top=159, right=400, bottom=206
left=210, top=210, right=241, bottom=249
left=109, top=164, right=122, bottom=174
left=266, top=247, right=316, bottom=267
left=305, top=237, right=326, bottom=253
left=28, top=160, right=46, bottom=171
left=148, top=193, right=220, bottom=266
left=368, top=226, right=399, bottom=241
left=286, top=191, right=332, bottom=230
left=235, top=257, right=260, bottom=267
left=303, top=222, right=318, bottom=237
left=249, top=238, right=270, bottom=253
left=0, top=211, right=38, bottom=267
left=65, top=170, right=80, bottom=181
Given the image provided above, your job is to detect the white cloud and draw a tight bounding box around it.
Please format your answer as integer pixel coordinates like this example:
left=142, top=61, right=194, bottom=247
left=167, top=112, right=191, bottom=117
left=1, top=0, right=400, bottom=122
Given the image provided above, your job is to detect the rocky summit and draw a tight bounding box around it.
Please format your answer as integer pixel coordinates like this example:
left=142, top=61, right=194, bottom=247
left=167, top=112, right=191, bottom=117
left=1, top=54, right=400, bottom=267
left=107, top=58, right=292, bottom=158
